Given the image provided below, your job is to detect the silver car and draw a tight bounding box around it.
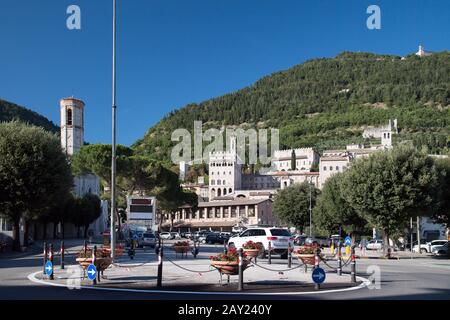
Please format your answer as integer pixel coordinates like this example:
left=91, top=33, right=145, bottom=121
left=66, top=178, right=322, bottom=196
left=139, top=232, right=156, bottom=248
left=432, top=242, right=449, bottom=257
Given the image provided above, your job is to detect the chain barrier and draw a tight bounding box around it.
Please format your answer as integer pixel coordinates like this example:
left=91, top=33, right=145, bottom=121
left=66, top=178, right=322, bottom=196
left=111, top=262, right=150, bottom=269
left=318, top=257, right=339, bottom=270
left=249, top=259, right=304, bottom=273
left=165, top=257, right=217, bottom=274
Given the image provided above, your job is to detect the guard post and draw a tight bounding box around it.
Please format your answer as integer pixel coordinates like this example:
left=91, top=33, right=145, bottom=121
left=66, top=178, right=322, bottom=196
left=337, top=241, right=342, bottom=276
left=268, top=241, right=272, bottom=265
left=43, top=242, right=48, bottom=275
left=223, top=242, right=228, bottom=255
left=92, top=245, right=97, bottom=285
left=60, top=241, right=65, bottom=270
left=287, top=242, right=292, bottom=268
left=351, top=245, right=356, bottom=283
left=314, top=247, right=320, bottom=290
left=157, top=239, right=163, bottom=289
left=49, top=244, right=54, bottom=280
left=238, top=248, right=244, bottom=291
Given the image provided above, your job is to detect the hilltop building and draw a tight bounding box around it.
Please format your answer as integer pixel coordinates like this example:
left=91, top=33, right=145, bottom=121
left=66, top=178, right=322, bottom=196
left=416, top=45, right=433, bottom=57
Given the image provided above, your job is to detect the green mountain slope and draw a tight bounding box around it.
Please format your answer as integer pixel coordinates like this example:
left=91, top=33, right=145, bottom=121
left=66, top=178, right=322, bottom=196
left=133, top=51, right=450, bottom=162
left=0, top=99, right=59, bottom=133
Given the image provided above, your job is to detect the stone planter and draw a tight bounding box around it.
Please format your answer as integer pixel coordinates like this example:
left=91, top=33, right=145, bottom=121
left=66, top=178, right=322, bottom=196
left=173, top=246, right=190, bottom=254
left=294, top=253, right=316, bottom=266
left=210, top=260, right=249, bottom=275
left=242, top=248, right=261, bottom=259
left=76, top=257, right=112, bottom=272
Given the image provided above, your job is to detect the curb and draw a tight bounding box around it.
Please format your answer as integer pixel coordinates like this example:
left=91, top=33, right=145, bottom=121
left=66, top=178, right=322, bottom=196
left=28, top=270, right=371, bottom=297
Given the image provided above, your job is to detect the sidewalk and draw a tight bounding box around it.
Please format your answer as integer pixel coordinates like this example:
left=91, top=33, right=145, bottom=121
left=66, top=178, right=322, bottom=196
left=32, top=249, right=365, bottom=294
left=321, top=248, right=432, bottom=260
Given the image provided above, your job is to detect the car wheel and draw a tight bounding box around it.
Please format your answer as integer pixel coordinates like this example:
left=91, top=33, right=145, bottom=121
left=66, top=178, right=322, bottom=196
left=420, top=248, right=427, bottom=254
left=202, top=240, right=206, bottom=244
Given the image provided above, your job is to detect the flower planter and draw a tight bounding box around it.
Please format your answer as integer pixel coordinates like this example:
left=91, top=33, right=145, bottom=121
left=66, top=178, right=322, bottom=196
left=173, top=246, right=190, bottom=254
left=76, top=257, right=113, bottom=272
left=102, top=246, right=124, bottom=257
left=294, top=253, right=316, bottom=266
left=242, top=248, right=261, bottom=259
left=210, top=260, right=249, bottom=275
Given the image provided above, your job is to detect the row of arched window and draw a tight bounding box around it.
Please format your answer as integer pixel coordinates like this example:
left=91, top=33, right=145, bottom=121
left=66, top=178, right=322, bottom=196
left=211, top=188, right=233, bottom=197
left=210, top=162, right=233, bottom=167
left=210, top=180, right=227, bottom=186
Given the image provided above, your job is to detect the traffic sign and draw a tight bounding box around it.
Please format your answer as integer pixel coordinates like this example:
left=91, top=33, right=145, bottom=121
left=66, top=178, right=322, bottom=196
left=344, top=236, right=352, bottom=246
left=45, top=261, right=53, bottom=276
left=87, top=264, right=97, bottom=281
left=312, top=267, right=326, bottom=284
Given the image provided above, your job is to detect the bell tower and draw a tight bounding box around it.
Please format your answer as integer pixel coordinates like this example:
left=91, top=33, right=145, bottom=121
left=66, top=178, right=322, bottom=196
left=60, top=97, right=85, bottom=156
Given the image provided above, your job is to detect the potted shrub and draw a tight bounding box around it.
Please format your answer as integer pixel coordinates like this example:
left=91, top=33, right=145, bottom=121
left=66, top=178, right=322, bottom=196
left=101, top=243, right=124, bottom=257
left=242, top=241, right=263, bottom=259
left=210, top=248, right=249, bottom=275
left=294, top=244, right=320, bottom=266
left=76, top=248, right=113, bottom=272
left=173, top=241, right=190, bottom=254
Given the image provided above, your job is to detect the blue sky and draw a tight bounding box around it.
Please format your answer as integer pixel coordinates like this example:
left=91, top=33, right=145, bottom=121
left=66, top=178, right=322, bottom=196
left=0, top=0, right=448, bottom=146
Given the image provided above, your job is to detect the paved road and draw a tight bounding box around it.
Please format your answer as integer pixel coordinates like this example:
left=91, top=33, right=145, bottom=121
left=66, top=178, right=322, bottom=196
left=1, top=240, right=449, bottom=300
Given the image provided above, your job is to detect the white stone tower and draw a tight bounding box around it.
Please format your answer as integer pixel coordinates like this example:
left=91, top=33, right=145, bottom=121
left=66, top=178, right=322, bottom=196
left=60, top=97, right=85, bottom=156
left=381, top=129, right=393, bottom=149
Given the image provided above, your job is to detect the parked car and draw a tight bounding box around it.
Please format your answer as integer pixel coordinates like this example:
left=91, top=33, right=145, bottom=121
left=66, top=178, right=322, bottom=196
left=413, top=240, right=448, bottom=254
left=366, top=239, right=384, bottom=250
left=432, top=242, right=449, bottom=257
left=227, top=227, right=293, bottom=259
left=293, top=234, right=308, bottom=246
left=305, top=236, right=329, bottom=247
left=205, top=233, right=228, bottom=244
left=159, top=232, right=173, bottom=240
left=139, top=232, right=156, bottom=248
left=171, top=232, right=181, bottom=240
left=197, top=232, right=213, bottom=244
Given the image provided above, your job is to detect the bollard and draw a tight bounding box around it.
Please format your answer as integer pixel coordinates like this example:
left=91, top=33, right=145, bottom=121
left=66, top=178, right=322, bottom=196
left=49, top=244, right=54, bottom=280
left=238, top=248, right=244, bottom=291
left=43, top=242, right=48, bottom=275
left=223, top=242, right=228, bottom=255
left=60, top=241, right=65, bottom=270
left=84, top=241, right=88, bottom=255
left=337, top=242, right=342, bottom=276
left=157, top=243, right=163, bottom=288
left=314, top=247, right=320, bottom=290
left=92, top=245, right=97, bottom=285
left=268, top=241, right=272, bottom=265
left=330, top=241, right=335, bottom=255
left=287, top=243, right=292, bottom=268
left=351, top=245, right=356, bottom=283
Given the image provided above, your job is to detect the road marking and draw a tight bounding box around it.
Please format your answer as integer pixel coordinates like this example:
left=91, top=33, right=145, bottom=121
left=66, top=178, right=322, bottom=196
left=28, top=270, right=370, bottom=296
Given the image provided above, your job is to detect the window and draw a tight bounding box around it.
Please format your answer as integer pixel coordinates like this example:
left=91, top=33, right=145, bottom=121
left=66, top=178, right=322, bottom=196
left=67, top=108, right=73, bottom=126
left=329, top=166, right=333, bottom=171
left=211, top=180, right=215, bottom=185
left=223, top=180, right=226, bottom=185
left=217, top=180, right=221, bottom=185
left=336, top=166, right=339, bottom=171
left=270, top=229, right=291, bottom=236
left=323, top=167, right=327, bottom=171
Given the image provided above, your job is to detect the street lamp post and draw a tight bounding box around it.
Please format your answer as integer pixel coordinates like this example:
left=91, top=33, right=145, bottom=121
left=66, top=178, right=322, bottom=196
left=110, top=0, right=117, bottom=261
left=309, top=177, right=313, bottom=237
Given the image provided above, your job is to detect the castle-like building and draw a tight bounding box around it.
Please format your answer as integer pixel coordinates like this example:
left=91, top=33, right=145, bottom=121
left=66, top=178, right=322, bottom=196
left=169, top=120, right=397, bottom=232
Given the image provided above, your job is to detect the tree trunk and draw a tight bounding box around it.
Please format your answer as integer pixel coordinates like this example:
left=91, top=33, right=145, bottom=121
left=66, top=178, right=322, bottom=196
left=23, top=219, right=29, bottom=247
left=12, top=219, right=21, bottom=252
left=53, top=223, right=58, bottom=239
left=43, top=222, right=48, bottom=240
left=383, top=231, right=389, bottom=256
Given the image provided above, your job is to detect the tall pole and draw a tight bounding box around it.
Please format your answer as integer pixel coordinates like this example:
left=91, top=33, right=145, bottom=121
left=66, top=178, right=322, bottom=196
left=110, top=0, right=117, bottom=261
left=309, top=177, right=312, bottom=237
left=417, top=216, right=421, bottom=255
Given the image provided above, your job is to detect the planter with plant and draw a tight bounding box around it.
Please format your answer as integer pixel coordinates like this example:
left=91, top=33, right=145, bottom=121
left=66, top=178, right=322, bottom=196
left=76, top=248, right=113, bottom=271
left=173, top=241, right=190, bottom=254
left=294, top=245, right=320, bottom=265
left=242, top=241, right=263, bottom=259
left=210, top=248, right=249, bottom=275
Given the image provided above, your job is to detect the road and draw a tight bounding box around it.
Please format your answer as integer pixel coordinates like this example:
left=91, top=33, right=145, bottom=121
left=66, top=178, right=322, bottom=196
left=1, top=240, right=449, bottom=300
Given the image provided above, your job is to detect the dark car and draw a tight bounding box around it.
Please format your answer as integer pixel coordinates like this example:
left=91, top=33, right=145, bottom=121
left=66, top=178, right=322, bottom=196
left=205, top=233, right=228, bottom=244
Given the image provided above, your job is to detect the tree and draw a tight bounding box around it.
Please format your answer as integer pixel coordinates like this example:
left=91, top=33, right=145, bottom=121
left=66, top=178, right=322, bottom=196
left=314, top=173, right=369, bottom=237
left=291, top=150, right=296, bottom=171
left=432, top=157, right=450, bottom=227
left=273, top=182, right=320, bottom=232
left=341, top=144, right=440, bottom=253
left=0, top=122, right=73, bottom=250
left=70, top=194, right=102, bottom=238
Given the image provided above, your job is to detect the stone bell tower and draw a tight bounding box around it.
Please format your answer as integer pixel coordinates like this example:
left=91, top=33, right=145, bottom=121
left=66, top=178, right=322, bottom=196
left=60, top=97, right=85, bottom=156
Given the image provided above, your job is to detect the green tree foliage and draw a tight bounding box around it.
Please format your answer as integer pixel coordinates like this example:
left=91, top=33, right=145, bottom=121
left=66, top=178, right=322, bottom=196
left=70, top=194, right=102, bottom=238
left=432, top=157, right=450, bottom=227
left=0, top=122, right=73, bottom=250
left=133, top=52, right=450, bottom=162
left=340, top=145, right=440, bottom=248
left=273, top=182, right=319, bottom=232
left=314, top=173, right=369, bottom=237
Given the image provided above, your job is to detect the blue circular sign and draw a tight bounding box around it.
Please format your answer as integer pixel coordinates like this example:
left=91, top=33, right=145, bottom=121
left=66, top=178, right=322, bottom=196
left=312, top=267, right=326, bottom=284
left=45, top=261, right=53, bottom=276
left=344, top=236, right=352, bottom=246
left=87, top=264, right=97, bottom=281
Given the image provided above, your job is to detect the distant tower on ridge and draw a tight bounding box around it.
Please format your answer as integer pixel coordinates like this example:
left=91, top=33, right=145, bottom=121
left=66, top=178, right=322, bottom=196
left=60, top=97, right=85, bottom=156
